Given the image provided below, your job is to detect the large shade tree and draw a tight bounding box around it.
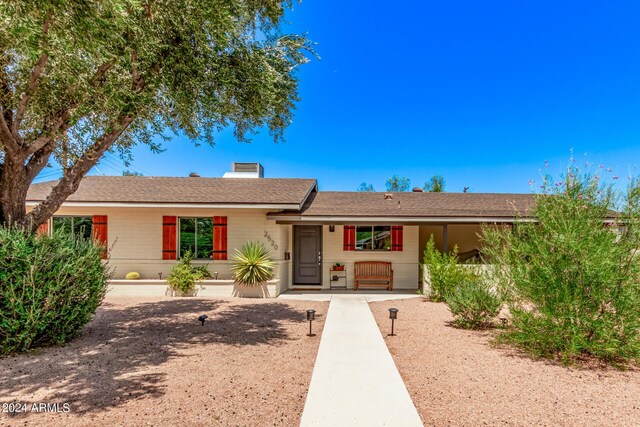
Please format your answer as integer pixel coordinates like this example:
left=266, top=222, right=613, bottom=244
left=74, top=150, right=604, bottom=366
left=0, top=1, right=311, bottom=232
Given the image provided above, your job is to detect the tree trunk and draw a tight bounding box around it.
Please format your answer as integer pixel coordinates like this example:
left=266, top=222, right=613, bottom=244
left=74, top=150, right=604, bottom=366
left=0, top=156, right=31, bottom=229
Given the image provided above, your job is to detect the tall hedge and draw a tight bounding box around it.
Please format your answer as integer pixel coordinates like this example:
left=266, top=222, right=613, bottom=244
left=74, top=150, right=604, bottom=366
left=0, top=227, right=110, bottom=354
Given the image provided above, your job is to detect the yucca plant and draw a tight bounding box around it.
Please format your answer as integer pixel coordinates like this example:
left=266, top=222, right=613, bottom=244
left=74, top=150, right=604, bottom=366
left=231, top=241, right=275, bottom=286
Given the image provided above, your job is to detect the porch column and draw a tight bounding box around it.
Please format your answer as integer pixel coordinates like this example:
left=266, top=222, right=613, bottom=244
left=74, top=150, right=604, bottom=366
left=443, top=224, right=448, bottom=253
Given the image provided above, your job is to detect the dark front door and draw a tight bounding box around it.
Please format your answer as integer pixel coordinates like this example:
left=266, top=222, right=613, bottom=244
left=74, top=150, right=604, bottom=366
left=294, top=225, right=322, bottom=285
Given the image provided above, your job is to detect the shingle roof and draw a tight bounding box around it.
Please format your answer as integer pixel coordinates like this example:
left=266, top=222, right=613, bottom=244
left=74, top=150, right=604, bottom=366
left=268, top=191, right=536, bottom=219
left=27, top=176, right=317, bottom=206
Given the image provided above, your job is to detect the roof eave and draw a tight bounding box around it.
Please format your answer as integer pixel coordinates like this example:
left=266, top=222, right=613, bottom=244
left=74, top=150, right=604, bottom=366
left=25, top=201, right=304, bottom=210
left=267, top=215, right=536, bottom=224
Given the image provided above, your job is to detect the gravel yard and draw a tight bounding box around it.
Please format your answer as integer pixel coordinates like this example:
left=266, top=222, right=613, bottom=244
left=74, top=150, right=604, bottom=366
left=0, top=296, right=327, bottom=427
left=370, top=298, right=640, bottom=427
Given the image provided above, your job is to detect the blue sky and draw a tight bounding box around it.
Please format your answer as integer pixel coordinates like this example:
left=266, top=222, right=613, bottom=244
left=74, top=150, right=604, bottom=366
left=39, top=1, right=640, bottom=193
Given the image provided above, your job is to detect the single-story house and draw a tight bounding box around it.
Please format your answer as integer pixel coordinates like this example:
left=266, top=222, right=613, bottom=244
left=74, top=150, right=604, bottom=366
left=26, top=162, right=535, bottom=297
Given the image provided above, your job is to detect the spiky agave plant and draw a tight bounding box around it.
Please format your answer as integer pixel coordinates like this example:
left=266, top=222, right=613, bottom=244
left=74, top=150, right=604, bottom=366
left=230, top=241, right=275, bottom=286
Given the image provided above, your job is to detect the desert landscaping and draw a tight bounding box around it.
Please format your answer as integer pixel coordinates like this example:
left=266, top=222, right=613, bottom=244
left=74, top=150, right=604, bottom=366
left=0, top=297, right=327, bottom=427
left=370, top=298, right=640, bottom=427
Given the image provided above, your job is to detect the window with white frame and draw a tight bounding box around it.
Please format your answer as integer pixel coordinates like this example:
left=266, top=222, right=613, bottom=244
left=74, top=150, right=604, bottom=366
left=179, top=217, right=213, bottom=259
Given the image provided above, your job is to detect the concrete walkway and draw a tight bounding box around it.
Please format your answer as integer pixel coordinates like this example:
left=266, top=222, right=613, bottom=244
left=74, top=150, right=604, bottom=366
left=300, top=295, right=423, bottom=426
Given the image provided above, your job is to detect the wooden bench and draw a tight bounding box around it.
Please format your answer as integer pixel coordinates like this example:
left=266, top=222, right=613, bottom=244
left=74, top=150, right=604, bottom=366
left=354, top=261, right=393, bottom=291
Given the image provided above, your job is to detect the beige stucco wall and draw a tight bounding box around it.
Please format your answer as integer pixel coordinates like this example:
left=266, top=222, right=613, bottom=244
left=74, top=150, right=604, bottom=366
left=45, top=206, right=292, bottom=290
left=319, top=225, right=420, bottom=290
left=34, top=203, right=497, bottom=295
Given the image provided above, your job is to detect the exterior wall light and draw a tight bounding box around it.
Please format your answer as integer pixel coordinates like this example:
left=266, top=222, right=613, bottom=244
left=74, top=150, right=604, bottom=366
left=388, top=308, right=399, bottom=336
left=306, top=309, right=316, bottom=336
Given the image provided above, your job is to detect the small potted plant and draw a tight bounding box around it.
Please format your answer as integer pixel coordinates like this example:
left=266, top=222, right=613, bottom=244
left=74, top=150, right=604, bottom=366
left=231, top=241, right=275, bottom=298
left=333, top=262, right=345, bottom=271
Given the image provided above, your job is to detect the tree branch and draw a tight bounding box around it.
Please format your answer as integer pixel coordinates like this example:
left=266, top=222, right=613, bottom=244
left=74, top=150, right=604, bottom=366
left=25, top=109, right=72, bottom=157
left=25, top=60, right=115, bottom=157
left=0, top=60, right=20, bottom=156
left=13, top=54, right=48, bottom=136
left=90, top=60, right=115, bottom=87
left=25, top=118, right=71, bottom=182
left=24, top=114, right=134, bottom=231
left=0, top=105, right=19, bottom=156
left=25, top=140, right=56, bottom=182
left=13, top=12, right=52, bottom=136
left=23, top=51, right=148, bottom=230
left=0, top=56, right=14, bottom=130
left=131, top=49, right=140, bottom=87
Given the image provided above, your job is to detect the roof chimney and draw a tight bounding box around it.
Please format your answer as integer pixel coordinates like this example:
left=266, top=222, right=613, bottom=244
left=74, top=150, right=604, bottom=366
left=412, top=187, right=423, bottom=192
left=223, top=162, right=264, bottom=178
left=189, top=172, right=200, bottom=177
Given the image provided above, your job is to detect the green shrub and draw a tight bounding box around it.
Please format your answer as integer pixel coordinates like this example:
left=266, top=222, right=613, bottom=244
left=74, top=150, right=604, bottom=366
left=422, top=237, right=470, bottom=302
left=446, top=275, right=502, bottom=329
left=483, top=166, right=640, bottom=364
left=0, top=227, right=109, bottom=354
left=193, top=265, right=212, bottom=280
left=230, top=241, right=275, bottom=286
left=166, top=251, right=209, bottom=295
left=125, top=271, right=141, bottom=280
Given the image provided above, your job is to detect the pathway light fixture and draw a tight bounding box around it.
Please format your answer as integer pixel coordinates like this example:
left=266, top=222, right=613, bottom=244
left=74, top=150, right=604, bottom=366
left=388, top=308, right=399, bottom=336
left=306, top=309, right=316, bottom=336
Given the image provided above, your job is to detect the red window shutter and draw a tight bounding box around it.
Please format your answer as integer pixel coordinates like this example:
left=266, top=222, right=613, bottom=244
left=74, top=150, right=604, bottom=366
left=391, top=225, right=404, bottom=251
left=162, top=216, right=177, bottom=260
left=92, top=215, right=108, bottom=259
left=36, top=222, right=49, bottom=236
left=213, top=216, right=228, bottom=260
left=343, top=225, right=356, bottom=251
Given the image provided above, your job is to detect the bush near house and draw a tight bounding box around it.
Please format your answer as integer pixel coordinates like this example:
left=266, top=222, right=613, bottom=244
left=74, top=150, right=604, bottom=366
left=422, top=237, right=471, bottom=302
left=483, top=167, right=640, bottom=364
left=0, top=227, right=109, bottom=354
left=422, top=237, right=501, bottom=328
left=446, top=277, right=502, bottom=329
left=167, top=251, right=210, bottom=295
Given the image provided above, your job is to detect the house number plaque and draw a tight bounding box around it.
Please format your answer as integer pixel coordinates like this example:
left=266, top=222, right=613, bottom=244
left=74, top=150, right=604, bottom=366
left=264, top=231, right=278, bottom=250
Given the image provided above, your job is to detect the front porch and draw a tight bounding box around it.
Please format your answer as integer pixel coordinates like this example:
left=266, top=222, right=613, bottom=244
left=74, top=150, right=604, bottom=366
left=286, top=223, right=420, bottom=292
left=283, top=222, right=490, bottom=294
